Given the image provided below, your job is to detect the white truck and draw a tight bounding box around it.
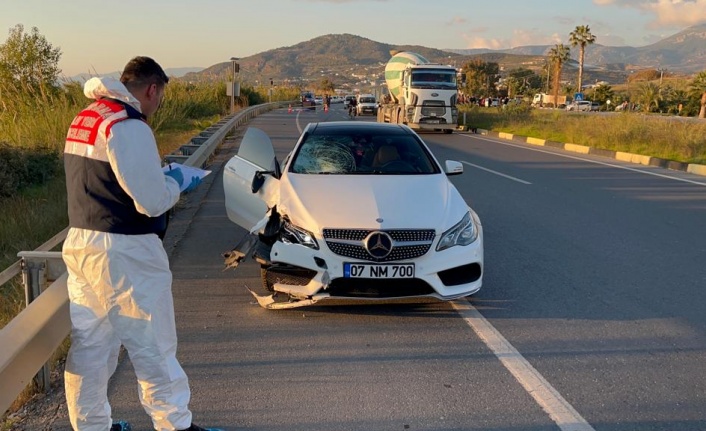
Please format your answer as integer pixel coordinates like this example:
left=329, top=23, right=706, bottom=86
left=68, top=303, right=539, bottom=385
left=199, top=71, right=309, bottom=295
left=532, top=93, right=567, bottom=108
left=377, top=51, right=458, bottom=133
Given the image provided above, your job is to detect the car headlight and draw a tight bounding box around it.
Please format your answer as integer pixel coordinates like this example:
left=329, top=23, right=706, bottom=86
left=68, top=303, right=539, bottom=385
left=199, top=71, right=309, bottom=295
left=281, top=221, right=319, bottom=249
left=436, top=212, right=479, bottom=251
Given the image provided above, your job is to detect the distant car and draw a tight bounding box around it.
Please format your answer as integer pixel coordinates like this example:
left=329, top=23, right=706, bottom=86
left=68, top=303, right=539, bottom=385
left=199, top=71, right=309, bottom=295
left=343, top=95, right=356, bottom=108
left=356, top=94, right=378, bottom=116
left=223, top=122, right=484, bottom=308
left=566, top=100, right=593, bottom=112
left=301, top=92, right=316, bottom=110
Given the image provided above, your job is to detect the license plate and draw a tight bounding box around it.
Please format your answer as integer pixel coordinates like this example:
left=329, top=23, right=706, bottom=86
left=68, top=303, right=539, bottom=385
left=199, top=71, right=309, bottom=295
left=427, top=119, right=440, bottom=124
left=344, top=263, right=415, bottom=279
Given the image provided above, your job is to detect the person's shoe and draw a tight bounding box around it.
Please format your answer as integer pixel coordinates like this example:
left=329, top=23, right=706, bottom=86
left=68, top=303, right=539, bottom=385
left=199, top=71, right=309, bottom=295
left=110, top=421, right=131, bottom=431
left=178, top=424, right=224, bottom=431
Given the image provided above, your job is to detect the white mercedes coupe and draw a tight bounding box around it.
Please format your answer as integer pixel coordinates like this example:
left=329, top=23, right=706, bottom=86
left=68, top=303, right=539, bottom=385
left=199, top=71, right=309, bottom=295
left=223, top=121, right=483, bottom=308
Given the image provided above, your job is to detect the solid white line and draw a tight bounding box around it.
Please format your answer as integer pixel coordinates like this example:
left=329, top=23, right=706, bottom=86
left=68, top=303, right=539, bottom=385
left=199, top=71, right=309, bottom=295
left=451, top=300, right=596, bottom=431
left=462, top=134, right=706, bottom=186
left=461, top=161, right=532, bottom=184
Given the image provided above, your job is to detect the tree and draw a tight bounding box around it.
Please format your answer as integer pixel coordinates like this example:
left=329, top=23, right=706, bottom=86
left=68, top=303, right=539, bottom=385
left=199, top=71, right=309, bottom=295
left=689, top=71, right=706, bottom=119
left=0, top=24, right=61, bottom=96
left=506, top=67, right=542, bottom=96
left=636, top=82, right=661, bottom=113
left=315, top=77, right=336, bottom=95
left=569, top=25, right=596, bottom=93
left=589, top=84, right=614, bottom=108
left=548, top=44, right=570, bottom=108
left=460, top=59, right=499, bottom=97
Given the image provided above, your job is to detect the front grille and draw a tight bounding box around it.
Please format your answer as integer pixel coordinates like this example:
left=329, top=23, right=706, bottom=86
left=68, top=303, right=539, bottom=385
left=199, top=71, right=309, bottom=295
left=323, top=229, right=435, bottom=262
left=327, top=277, right=435, bottom=298
left=421, top=101, right=446, bottom=117
left=327, top=242, right=431, bottom=262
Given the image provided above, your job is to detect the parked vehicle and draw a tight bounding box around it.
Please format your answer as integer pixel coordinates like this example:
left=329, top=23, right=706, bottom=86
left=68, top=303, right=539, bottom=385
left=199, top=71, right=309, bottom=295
left=223, top=122, right=483, bottom=308
left=532, top=93, right=567, bottom=108
left=376, top=51, right=458, bottom=134
left=566, top=100, right=599, bottom=112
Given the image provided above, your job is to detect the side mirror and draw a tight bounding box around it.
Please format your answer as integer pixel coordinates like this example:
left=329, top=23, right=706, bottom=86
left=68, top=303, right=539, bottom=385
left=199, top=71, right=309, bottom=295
left=251, top=170, right=275, bottom=193
left=444, top=160, right=463, bottom=176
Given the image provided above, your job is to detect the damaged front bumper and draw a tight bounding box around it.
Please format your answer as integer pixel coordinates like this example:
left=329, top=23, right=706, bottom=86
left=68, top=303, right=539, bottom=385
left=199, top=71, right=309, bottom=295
left=227, top=228, right=483, bottom=309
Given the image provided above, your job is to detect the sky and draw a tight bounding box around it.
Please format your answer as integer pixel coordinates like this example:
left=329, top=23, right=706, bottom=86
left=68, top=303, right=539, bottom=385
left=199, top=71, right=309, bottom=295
left=2, top=0, right=706, bottom=77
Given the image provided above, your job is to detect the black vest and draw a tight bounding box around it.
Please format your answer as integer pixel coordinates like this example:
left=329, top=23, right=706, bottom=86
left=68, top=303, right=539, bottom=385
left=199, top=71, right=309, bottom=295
left=64, top=98, right=167, bottom=237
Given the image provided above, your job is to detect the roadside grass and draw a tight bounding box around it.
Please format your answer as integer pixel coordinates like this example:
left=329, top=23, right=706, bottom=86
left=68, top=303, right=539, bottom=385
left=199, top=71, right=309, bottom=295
left=460, top=104, right=706, bottom=164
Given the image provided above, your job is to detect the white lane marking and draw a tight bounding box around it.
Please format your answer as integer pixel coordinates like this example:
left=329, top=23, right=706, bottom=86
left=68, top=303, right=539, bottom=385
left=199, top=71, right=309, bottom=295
left=461, top=134, right=706, bottom=186
left=296, top=109, right=306, bottom=134
left=451, top=299, right=596, bottom=431
left=461, top=161, right=532, bottom=184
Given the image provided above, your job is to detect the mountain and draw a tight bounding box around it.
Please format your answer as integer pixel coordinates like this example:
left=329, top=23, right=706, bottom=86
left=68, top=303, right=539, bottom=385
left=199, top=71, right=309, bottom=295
left=182, top=34, right=465, bottom=86
left=182, top=26, right=706, bottom=89
left=447, top=23, right=706, bottom=74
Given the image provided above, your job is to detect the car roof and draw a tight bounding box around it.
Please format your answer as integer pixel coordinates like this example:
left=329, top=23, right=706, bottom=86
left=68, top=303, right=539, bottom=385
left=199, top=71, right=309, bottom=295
left=304, top=121, right=413, bottom=136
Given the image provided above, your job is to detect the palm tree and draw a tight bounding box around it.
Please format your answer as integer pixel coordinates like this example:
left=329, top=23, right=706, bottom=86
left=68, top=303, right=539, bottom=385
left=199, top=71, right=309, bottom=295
left=569, top=25, right=596, bottom=94
left=636, top=83, right=661, bottom=113
left=548, top=44, right=571, bottom=108
left=689, top=71, right=706, bottom=119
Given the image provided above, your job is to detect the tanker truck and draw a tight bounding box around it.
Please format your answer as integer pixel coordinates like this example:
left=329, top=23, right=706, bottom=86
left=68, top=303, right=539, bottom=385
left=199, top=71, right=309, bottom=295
left=377, top=51, right=458, bottom=133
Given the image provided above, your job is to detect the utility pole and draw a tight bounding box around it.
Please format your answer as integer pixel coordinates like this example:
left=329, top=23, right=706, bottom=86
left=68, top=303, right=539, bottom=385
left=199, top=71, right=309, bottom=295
left=545, top=60, right=551, bottom=94
left=229, top=57, right=240, bottom=114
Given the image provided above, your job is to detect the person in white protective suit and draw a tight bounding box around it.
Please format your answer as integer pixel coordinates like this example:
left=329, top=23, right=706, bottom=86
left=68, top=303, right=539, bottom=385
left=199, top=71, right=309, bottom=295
left=62, top=56, right=221, bottom=431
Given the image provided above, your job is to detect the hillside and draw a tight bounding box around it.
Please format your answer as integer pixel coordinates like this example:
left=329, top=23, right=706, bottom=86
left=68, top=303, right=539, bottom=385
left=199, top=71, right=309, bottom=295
left=184, top=34, right=465, bottom=87
left=183, top=26, right=706, bottom=90
left=448, top=23, right=706, bottom=74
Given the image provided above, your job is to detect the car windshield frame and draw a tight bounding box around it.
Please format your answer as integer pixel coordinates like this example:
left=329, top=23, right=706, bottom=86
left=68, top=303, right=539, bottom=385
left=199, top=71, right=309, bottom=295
left=288, top=128, right=441, bottom=175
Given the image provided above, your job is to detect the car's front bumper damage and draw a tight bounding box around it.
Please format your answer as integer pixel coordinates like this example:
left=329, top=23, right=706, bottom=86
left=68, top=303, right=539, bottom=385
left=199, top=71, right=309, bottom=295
left=228, top=223, right=483, bottom=309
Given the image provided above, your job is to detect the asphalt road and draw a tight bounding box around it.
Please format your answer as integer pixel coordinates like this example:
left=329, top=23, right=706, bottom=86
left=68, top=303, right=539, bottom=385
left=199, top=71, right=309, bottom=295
left=50, top=104, right=706, bottom=431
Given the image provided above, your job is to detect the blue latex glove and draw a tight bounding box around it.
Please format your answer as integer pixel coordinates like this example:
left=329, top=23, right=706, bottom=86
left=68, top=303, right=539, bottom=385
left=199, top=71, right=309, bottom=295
left=164, top=167, right=184, bottom=187
left=184, top=175, right=202, bottom=193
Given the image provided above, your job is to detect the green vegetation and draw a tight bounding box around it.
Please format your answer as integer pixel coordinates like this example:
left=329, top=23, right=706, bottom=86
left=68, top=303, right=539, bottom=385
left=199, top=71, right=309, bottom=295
left=569, top=25, right=596, bottom=92
left=459, top=104, right=706, bottom=164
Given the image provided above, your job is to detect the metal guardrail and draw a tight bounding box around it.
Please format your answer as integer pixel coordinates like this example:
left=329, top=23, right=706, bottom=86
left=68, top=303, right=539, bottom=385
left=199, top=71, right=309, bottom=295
left=0, top=101, right=288, bottom=415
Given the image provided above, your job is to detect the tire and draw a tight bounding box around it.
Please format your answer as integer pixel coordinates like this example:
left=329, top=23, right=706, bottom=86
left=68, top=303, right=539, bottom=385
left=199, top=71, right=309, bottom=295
left=443, top=129, right=453, bottom=134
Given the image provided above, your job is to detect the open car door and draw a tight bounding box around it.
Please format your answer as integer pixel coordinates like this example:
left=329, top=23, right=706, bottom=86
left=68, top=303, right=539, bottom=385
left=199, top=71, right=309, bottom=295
left=223, top=127, right=280, bottom=232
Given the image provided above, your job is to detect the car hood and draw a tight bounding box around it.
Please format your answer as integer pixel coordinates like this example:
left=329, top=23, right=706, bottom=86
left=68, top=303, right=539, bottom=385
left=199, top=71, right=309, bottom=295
left=278, top=173, right=466, bottom=234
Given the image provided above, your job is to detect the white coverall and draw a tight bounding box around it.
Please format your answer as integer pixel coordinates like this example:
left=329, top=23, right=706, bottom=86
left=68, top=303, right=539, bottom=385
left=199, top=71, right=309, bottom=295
left=62, top=77, right=193, bottom=431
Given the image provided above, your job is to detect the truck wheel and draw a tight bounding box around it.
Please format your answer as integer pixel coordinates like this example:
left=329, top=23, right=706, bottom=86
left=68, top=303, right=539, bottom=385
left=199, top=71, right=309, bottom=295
left=443, top=129, right=453, bottom=134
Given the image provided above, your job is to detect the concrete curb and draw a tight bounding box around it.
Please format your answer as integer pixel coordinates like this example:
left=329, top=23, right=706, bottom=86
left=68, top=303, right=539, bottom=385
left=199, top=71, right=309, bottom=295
left=466, top=129, right=706, bottom=177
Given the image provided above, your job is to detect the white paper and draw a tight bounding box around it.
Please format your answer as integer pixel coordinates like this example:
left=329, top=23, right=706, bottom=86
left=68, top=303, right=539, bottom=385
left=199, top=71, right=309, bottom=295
left=163, top=162, right=211, bottom=192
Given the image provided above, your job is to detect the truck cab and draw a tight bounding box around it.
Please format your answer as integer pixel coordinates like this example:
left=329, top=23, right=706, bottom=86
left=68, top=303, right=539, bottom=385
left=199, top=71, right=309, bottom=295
left=400, top=65, right=458, bottom=131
